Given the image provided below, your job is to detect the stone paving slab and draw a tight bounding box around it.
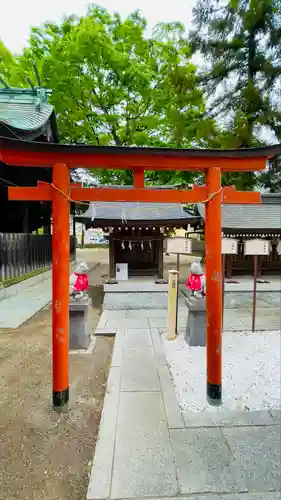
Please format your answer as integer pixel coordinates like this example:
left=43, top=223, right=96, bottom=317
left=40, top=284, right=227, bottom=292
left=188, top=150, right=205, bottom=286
left=121, top=346, right=160, bottom=391
left=224, top=293, right=281, bottom=309
left=223, top=312, right=281, bottom=331
left=219, top=494, right=281, bottom=500
left=236, top=319, right=281, bottom=331
left=149, top=317, right=169, bottom=328
left=182, top=410, right=278, bottom=428
left=103, top=310, right=127, bottom=319
left=223, top=425, right=281, bottom=492
left=224, top=309, right=252, bottom=318
left=170, top=427, right=247, bottom=494
left=87, top=367, right=121, bottom=500
left=103, top=292, right=168, bottom=310
left=95, top=313, right=107, bottom=330
left=106, top=317, right=150, bottom=329
left=224, top=280, right=281, bottom=292
left=111, top=328, right=125, bottom=367
left=251, top=308, right=281, bottom=317
left=113, top=493, right=281, bottom=500
left=124, top=328, right=152, bottom=348
left=150, top=328, right=167, bottom=366
left=111, top=392, right=178, bottom=498
left=95, top=310, right=127, bottom=331
left=104, top=282, right=168, bottom=293
left=149, top=316, right=188, bottom=329
left=270, top=409, right=281, bottom=422
left=158, top=365, right=185, bottom=429
left=126, top=309, right=168, bottom=318
left=214, top=410, right=279, bottom=427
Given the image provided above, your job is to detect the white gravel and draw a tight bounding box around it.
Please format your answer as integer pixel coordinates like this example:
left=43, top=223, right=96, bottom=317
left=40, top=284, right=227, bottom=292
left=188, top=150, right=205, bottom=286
left=162, top=330, right=281, bottom=413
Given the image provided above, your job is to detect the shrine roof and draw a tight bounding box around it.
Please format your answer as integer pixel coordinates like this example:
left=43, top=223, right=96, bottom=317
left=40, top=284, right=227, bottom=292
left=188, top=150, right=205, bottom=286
left=0, top=88, right=59, bottom=142
left=0, top=135, right=281, bottom=159
left=77, top=201, right=198, bottom=223
left=198, top=194, right=281, bottom=230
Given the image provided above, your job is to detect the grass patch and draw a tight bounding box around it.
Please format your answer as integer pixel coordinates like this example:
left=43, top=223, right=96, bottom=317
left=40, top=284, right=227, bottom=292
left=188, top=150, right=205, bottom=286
left=0, top=266, right=50, bottom=289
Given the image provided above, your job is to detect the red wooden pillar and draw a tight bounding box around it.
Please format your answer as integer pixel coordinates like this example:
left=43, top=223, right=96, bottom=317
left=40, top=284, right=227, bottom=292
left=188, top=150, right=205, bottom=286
left=52, top=163, right=70, bottom=408
left=205, top=167, right=222, bottom=405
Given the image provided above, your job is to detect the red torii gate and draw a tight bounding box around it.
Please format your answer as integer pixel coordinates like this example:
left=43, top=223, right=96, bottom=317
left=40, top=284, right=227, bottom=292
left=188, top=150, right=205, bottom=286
left=2, top=136, right=280, bottom=409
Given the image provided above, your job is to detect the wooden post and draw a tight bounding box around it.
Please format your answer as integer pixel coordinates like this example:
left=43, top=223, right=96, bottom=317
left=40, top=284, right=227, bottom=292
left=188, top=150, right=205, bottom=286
left=109, top=235, right=115, bottom=278
left=226, top=254, right=232, bottom=279
left=167, top=270, right=179, bottom=340
left=52, top=163, right=70, bottom=409
left=252, top=255, right=258, bottom=332
left=257, top=255, right=262, bottom=278
left=158, top=237, right=164, bottom=279
left=176, top=254, right=180, bottom=273
left=205, top=167, right=222, bottom=405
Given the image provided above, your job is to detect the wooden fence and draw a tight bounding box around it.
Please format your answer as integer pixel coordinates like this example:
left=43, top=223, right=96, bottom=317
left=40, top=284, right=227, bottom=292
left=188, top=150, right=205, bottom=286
left=0, top=233, right=76, bottom=282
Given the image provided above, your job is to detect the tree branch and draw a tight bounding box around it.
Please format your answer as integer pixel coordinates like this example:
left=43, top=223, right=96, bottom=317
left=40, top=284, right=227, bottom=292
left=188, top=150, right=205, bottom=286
left=68, top=90, right=100, bottom=145
left=91, top=86, right=121, bottom=145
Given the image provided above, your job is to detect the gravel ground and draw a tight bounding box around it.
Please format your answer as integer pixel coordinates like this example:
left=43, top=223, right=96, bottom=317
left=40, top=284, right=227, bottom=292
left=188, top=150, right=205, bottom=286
left=162, top=330, right=281, bottom=413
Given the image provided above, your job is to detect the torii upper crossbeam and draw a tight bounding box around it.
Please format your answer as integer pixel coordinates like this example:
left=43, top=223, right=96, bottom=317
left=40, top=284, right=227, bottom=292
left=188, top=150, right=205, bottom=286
left=2, top=135, right=280, bottom=409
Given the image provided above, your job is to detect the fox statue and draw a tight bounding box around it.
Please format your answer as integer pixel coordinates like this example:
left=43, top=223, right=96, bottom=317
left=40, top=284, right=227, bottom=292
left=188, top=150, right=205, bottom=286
left=186, top=260, right=206, bottom=298
left=69, top=260, right=89, bottom=300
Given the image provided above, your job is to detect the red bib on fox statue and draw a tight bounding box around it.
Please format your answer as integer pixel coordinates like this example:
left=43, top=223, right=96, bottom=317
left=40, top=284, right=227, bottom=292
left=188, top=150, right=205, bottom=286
left=73, top=272, right=88, bottom=292
left=186, top=261, right=206, bottom=297
left=69, top=261, right=89, bottom=300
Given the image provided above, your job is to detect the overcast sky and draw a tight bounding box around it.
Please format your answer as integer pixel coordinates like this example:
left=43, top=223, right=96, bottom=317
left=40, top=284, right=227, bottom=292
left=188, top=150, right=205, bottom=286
left=0, top=0, right=197, bottom=54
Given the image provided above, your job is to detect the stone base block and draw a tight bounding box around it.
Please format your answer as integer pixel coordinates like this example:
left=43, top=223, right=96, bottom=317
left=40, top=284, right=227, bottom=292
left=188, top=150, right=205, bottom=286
left=184, top=294, right=206, bottom=347
left=69, top=298, right=92, bottom=349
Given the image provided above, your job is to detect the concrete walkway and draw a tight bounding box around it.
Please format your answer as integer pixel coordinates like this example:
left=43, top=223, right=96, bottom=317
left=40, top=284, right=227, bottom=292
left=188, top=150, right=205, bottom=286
left=97, top=304, right=281, bottom=332
left=0, top=279, right=52, bottom=329
left=87, top=309, right=281, bottom=500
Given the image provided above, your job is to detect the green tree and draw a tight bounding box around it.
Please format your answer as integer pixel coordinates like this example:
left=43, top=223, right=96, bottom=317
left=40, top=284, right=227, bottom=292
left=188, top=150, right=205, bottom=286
left=258, top=154, right=281, bottom=192
left=1, top=5, right=214, bottom=186
left=190, top=0, right=281, bottom=189
left=0, top=40, right=18, bottom=86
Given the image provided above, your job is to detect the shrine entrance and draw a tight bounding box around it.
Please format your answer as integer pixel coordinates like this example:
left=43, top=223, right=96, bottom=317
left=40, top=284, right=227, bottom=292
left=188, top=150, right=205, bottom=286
left=2, top=135, right=280, bottom=409
left=114, top=228, right=159, bottom=277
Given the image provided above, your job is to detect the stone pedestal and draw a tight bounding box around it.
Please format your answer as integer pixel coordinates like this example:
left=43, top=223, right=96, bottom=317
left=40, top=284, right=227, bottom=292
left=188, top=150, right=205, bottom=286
left=69, top=297, right=91, bottom=349
left=183, top=292, right=206, bottom=346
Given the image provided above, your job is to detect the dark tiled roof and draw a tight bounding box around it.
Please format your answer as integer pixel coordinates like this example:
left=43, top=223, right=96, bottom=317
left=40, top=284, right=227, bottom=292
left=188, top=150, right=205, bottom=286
left=261, top=193, right=281, bottom=204
left=79, top=202, right=197, bottom=222
left=198, top=193, right=281, bottom=230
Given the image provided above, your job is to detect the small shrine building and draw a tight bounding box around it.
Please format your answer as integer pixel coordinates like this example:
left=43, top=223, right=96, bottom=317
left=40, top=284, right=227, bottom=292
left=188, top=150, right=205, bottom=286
left=196, top=193, right=281, bottom=277
left=77, top=198, right=200, bottom=278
